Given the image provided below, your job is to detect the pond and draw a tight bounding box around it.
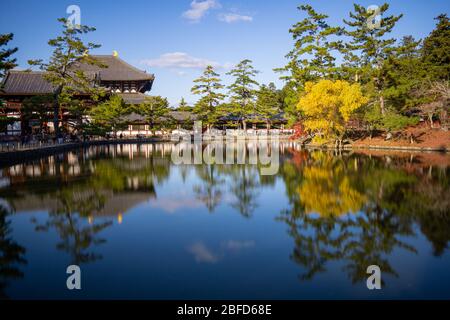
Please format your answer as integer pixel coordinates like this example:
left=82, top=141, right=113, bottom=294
left=0, top=143, right=449, bottom=299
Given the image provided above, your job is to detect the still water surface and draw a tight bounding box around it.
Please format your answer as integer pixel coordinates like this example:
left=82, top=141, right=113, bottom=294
left=0, top=143, right=449, bottom=299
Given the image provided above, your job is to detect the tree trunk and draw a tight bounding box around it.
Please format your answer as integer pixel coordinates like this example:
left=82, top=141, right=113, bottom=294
left=242, top=120, right=247, bottom=132
left=429, top=113, right=434, bottom=129
left=53, top=86, right=63, bottom=137
left=379, top=95, right=385, bottom=115
left=439, top=109, right=448, bottom=131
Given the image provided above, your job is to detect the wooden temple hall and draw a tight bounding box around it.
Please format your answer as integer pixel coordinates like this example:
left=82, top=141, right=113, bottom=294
left=0, top=53, right=166, bottom=136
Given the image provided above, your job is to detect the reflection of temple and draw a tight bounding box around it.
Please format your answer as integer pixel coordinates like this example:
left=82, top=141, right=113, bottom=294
left=0, top=144, right=179, bottom=220
left=7, top=191, right=154, bottom=218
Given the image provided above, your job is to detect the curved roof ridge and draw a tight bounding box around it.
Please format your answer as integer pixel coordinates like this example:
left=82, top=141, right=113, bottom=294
left=8, top=69, right=45, bottom=74
left=92, top=54, right=150, bottom=75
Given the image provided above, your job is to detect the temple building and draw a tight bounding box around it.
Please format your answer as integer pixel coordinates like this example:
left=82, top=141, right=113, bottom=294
left=0, top=53, right=156, bottom=135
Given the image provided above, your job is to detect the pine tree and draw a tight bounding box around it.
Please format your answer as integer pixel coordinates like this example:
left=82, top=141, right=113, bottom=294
left=191, top=65, right=225, bottom=129
left=383, top=36, right=425, bottom=113
left=343, top=3, right=403, bottom=115
left=0, top=33, right=18, bottom=79
left=22, top=95, right=54, bottom=136
left=256, top=83, right=282, bottom=130
left=29, top=18, right=104, bottom=137
left=0, top=33, right=18, bottom=133
left=279, top=82, right=302, bottom=126
left=89, top=95, right=130, bottom=136
left=275, top=4, right=343, bottom=86
left=134, top=96, right=173, bottom=133
left=422, top=14, right=450, bottom=81
left=177, top=97, right=192, bottom=111
left=226, top=59, right=259, bottom=130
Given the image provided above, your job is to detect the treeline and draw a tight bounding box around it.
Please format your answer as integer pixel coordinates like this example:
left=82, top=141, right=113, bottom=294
left=184, top=3, right=449, bottom=143
left=280, top=4, right=449, bottom=142
left=1, top=4, right=449, bottom=140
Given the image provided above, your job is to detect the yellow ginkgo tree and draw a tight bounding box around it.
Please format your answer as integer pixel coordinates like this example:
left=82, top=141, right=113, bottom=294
left=297, top=80, right=368, bottom=146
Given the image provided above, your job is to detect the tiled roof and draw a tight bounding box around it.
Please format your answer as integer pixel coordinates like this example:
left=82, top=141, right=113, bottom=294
left=119, top=93, right=149, bottom=105
left=75, top=55, right=154, bottom=81
left=124, top=110, right=197, bottom=123
left=0, top=55, right=154, bottom=95
left=1, top=71, right=54, bottom=94
left=170, top=111, right=197, bottom=122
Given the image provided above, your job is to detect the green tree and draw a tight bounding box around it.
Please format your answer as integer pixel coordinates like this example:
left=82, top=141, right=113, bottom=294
left=226, top=59, right=260, bottom=130
left=382, top=36, right=425, bottom=113
left=0, top=33, right=18, bottom=134
left=279, top=81, right=302, bottom=126
left=0, top=100, right=15, bottom=134
left=22, top=95, right=54, bottom=137
left=177, top=97, right=192, bottom=111
left=89, top=95, right=130, bottom=136
left=276, top=4, right=343, bottom=85
left=343, top=3, right=403, bottom=115
left=0, top=33, right=18, bottom=80
left=0, top=204, right=26, bottom=299
left=134, top=96, right=173, bottom=133
left=191, top=65, right=225, bottom=129
left=422, top=14, right=450, bottom=81
left=29, top=18, right=104, bottom=137
left=256, top=82, right=282, bottom=130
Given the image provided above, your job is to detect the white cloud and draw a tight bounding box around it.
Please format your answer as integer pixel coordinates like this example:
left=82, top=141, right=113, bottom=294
left=182, top=0, right=220, bottom=23
left=141, top=52, right=222, bottom=70
left=219, top=13, right=253, bottom=23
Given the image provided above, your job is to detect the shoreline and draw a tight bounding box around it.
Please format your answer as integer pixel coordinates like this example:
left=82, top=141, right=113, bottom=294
left=303, top=143, right=449, bottom=153
left=1, top=138, right=448, bottom=167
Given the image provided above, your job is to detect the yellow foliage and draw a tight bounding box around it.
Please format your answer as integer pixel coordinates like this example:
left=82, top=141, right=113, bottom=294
left=298, top=80, right=368, bottom=141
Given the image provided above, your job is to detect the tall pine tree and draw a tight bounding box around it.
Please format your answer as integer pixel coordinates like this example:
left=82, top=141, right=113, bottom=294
left=276, top=4, right=343, bottom=85
left=226, top=59, right=259, bottom=130
left=0, top=33, right=18, bottom=80
left=191, top=65, right=225, bottom=129
left=0, top=33, right=18, bottom=133
left=343, top=3, right=402, bottom=115
left=256, top=82, right=282, bottom=130
left=29, top=18, right=104, bottom=137
left=422, top=14, right=450, bottom=81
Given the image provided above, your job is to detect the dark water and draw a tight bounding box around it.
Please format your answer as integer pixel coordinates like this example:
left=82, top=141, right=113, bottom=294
left=0, top=143, right=449, bottom=299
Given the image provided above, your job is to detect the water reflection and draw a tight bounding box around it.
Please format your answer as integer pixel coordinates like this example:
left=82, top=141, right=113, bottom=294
left=0, top=143, right=449, bottom=298
left=279, top=149, right=449, bottom=283
left=0, top=203, right=26, bottom=299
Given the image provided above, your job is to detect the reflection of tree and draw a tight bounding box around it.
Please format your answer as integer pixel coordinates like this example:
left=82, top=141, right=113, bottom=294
left=193, top=165, right=223, bottom=213
left=278, top=150, right=440, bottom=284
left=403, top=171, right=450, bottom=256
left=229, top=166, right=260, bottom=218
left=92, top=155, right=171, bottom=194
left=298, top=152, right=366, bottom=217
left=0, top=204, right=26, bottom=299
left=33, top=188, right=113, bottom=265
left=14, top=151, right=169, bottom=265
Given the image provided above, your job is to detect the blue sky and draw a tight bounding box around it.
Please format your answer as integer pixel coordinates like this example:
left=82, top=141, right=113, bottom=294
left=1, top=0, right=449, bottom=106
